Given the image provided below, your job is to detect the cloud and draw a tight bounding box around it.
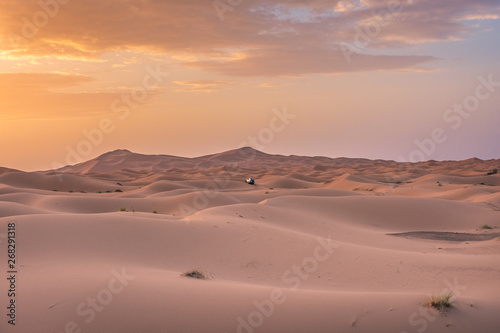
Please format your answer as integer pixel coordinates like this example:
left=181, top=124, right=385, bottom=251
left=0, top=72, right=92, bottom=92
left=184, top=47, right=438, bottom=76
left=173, top=80, right=237, bottom=93
left=0, top=0, right=498, bottom=76
left=359, top=0, right=500, bottom=45
left=258, top=83, right=281, bottom=88
left=460, top=14, right=499, bottom=21
left=0, top=72, right=117, bottom=120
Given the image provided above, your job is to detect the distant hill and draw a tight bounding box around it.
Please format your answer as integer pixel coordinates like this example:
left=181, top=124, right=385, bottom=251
left=0, top=167, right=21, bottom=175
left=38, top=147, right=500, bottom=182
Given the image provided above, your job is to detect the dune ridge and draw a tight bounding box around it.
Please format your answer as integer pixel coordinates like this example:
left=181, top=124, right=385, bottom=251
left=1, top=148, right=499, bottom=332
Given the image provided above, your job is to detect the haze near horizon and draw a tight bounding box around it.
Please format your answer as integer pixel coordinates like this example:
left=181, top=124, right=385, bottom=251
left=1, top=0, right=499, bottom=171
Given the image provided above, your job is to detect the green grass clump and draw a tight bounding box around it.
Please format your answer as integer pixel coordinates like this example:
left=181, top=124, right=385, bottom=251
left=481, top=224, right=493, bottom=229
left=152, top=210, right=158, bottom=214
left=119, top=207, right=126, bottom=212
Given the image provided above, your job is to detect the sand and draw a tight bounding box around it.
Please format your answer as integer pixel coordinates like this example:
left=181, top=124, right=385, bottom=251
left=1, top=147, right=499, bottom=332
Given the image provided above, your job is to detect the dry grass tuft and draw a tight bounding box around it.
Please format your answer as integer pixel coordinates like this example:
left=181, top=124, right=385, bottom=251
left=426, top=293, right=453, bottom=311
left=182, top=269, right=210, bottom=280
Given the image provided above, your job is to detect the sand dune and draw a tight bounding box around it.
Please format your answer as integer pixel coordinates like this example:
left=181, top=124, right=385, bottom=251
left=1, top=148, right=499, bottom=332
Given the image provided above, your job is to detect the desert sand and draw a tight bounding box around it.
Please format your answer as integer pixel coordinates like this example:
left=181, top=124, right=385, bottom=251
left=1, top=147, right=499, bottom=333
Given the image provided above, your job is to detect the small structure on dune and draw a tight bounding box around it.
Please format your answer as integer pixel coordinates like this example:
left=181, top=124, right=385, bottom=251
left=245, top=178, right=255, bottom=185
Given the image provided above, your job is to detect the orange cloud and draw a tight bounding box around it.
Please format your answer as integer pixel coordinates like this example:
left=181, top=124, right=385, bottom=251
left=173, top=80, right=237, bottom=93
left=0, top=0, right=498, bottom=76
left=0, top=72, right=116, bottom=120
left=258, top=83, right=281, bottom=88
left=184, top=47, right=437, bottom=76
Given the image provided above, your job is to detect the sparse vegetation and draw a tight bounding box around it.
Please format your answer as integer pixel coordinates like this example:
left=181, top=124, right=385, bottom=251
left=265, top=191, right=269, bottom=194
left=69, top=190, right=74, bottom=193
left=486, top=168, right=498, bottom=176
left=182, top=269, right=209, bottom=280
left=80, top=190, right=86, bottom=193
left=119, top=207, right=126, bottom=212
left=152, top=210, right=158, bottom=214
left=115, top=189, right=123, bottom=192
left=437, top=181, right=442, bottom=187
left=426, top=293, right=453, bottom=311
left=481, top=224, right=493, bottom=230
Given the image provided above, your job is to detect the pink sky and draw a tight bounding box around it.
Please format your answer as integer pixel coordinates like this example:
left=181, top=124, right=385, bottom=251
left=0, top=0, right=499, bottom=171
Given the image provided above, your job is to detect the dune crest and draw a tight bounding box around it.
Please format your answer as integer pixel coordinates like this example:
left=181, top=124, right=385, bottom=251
left=1, top=148, right=499, bottom=332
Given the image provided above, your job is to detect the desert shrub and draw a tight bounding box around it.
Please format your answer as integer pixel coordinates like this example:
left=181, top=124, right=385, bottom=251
left=426, top=293, right=453, bottom=311
left=182, top=269, right=209, bottom=280
left=486, top=168, right=497, bottom=175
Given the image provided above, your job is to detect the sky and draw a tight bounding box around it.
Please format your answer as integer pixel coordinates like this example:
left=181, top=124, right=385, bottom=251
left=0, top=0, right=499, bottom=171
